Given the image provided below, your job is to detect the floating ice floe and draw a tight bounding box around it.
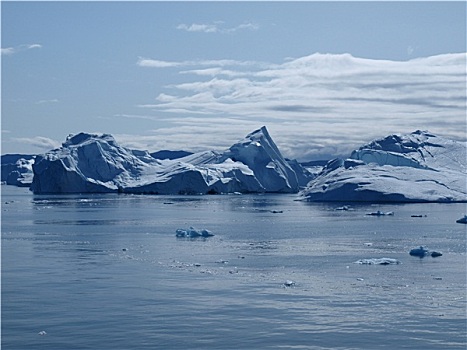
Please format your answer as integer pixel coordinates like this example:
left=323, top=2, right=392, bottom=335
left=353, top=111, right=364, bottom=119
left=430, top=251, right=443, bottom=257
left=335, top=205, right=350, bottom=211
left=409, top=246, right=442, bottom=258
left=175, top=227, right=214, bottom=238
left=456, top=215, right=467, bottom=224
left=354, top=258, right=401, bottom=265
left=366, top=210, right=394, bottom=216
left=283, top=280, right=296, bottom=287
left=38, top=331, right=47, bottom=336
left=409, top=246, right=429, bottom=257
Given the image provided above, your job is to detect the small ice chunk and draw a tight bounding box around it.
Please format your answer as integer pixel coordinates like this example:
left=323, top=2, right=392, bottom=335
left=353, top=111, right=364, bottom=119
left=176, top=227, right=214, bottom=238
left=38, top=331, right=47, bottom=336
left=216, top=259, right=229, bottom=264
left=335, top=205, right=350, bottom=211
left=354, top=258, right=401, bottom=265
left=284, top=280, right=296, bottom=287
left=366, top=210, right=394, bottom=216
left=409, top=246, right=429, bottom=257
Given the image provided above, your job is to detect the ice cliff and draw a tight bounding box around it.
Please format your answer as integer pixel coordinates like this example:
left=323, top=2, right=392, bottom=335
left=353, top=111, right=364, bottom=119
left=300, top=130, right=467, bottom=202
left=31, top=127, right=311, bottom=194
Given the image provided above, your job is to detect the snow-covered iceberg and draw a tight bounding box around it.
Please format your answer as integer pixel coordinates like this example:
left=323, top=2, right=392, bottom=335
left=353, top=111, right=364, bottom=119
left=300, top=131, right=467, bottom=202
left=31, top=127, right=310, bottom=194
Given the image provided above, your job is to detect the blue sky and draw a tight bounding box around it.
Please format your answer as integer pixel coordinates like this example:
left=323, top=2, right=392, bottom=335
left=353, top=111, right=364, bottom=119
left=2, top=1, right=466, bottom=160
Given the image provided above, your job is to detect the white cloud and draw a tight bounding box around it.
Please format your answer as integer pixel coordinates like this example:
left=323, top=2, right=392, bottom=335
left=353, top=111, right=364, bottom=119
left=135, top=52, right=466, bottom=160
left=1, top=47, right=15, bottom=55
left=176, top=22, right=259, bottom=34
left=136, top=58, right=182, bottom=68
left=137, top=57, right=268, bottom=69
left=36, top=99, right=59, bottom=104
left=177, top=23, right=218, bottom=33
left=12, top=136, right=60, bottom=151
left=1, top=43, right=42, bottom=55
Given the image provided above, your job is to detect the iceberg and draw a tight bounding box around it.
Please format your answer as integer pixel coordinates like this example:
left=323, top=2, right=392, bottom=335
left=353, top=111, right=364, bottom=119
left=1, top=154, right=35, bottom=187
left=456, top=215, right=467, bottom=224
left=300, top=130, right=467, bottom=202
left=30, top=127, right=310, bottom=194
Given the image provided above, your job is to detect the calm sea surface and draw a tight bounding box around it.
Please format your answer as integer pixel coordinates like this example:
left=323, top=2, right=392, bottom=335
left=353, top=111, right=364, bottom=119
left=2, top=185, right=466, bottom=349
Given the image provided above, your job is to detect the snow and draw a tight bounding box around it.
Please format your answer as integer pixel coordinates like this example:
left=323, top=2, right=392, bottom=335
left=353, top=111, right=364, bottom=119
left=31, top=127, right=310, bottom=194
left=300, top=130, right=467, bottom=203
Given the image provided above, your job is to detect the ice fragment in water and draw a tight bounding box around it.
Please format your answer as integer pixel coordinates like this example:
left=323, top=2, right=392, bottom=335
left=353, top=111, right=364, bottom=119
left=409, top=246, right=429, bottom=257
left=176, top=227, right=214, bottom=238
left=366, top=210, right=394, bottom=216
left=409, top=246, right=442, bottom=258
left=354, top=258, right=401, bottom=265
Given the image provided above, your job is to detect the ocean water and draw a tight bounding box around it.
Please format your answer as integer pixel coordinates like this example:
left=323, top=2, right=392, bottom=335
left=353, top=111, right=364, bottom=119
left=2, top=185, right=466, bottom=349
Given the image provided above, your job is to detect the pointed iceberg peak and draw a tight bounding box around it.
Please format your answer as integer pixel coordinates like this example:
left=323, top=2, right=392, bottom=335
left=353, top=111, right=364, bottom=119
left=244, top=126, right=270, bottom=140
left=225, top=126, right=299, bottom=192
left=228, top=126, right=283, bottom=164
left=231, top=126, right=283, bottom=159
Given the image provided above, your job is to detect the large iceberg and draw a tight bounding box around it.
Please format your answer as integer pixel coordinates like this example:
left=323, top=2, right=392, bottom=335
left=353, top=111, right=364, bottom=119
left=300, top=130, right=467, bottom=202
left=31, top=127, right=311, bottom=194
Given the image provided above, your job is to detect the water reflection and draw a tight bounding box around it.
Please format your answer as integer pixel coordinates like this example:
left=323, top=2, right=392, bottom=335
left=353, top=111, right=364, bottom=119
left=33, top=219, right=130, bottom=225
left=3, top=186, right=466, bottom=350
